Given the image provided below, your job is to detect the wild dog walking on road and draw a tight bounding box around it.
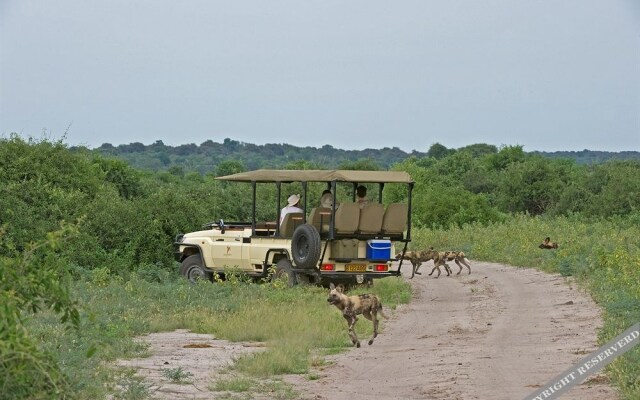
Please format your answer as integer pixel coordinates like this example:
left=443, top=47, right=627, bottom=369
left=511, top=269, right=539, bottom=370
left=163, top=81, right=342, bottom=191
left=443, top=251, right=472, bottom=275
left=327, top=283, right=387, bottom=347
left=398, top=248, right=452, bottom=278
left=396, top=250, right=430, bottom=279
left=427, top=249, right=452, bottom=278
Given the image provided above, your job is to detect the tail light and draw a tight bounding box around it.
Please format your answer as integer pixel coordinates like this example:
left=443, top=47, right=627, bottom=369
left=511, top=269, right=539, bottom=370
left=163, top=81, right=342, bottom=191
left=374, top=264, right=388, bottom=272
left=321, top=264, right=335, bottom=271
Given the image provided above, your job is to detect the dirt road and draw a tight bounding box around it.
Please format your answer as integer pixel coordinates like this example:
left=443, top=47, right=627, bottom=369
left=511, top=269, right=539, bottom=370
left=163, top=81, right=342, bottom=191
left=285, top=261, right=618, bottom=400
left=118, top=261, right=618, bottom=399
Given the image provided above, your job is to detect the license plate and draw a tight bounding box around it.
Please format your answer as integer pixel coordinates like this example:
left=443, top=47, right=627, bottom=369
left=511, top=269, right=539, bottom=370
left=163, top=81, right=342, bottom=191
left=345, top=264, right=366, bottom=272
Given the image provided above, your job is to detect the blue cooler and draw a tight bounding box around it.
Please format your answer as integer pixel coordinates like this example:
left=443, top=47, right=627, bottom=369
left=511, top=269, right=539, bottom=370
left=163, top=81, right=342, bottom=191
left=367, top=239, right=391, bottom=260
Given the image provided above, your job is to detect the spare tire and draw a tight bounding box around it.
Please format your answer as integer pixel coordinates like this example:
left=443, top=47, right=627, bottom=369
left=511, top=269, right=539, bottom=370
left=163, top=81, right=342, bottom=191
left=291, top=223, right=321, bottom=269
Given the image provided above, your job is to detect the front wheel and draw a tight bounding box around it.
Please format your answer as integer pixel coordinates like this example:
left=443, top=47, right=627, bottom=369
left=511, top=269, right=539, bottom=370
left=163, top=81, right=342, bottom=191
left=180, top=254, right=212, bottom=283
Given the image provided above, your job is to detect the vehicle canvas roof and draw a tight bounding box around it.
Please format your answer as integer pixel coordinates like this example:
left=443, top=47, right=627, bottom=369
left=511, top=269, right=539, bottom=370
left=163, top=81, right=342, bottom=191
left=215, top=169, right=414, bottom=184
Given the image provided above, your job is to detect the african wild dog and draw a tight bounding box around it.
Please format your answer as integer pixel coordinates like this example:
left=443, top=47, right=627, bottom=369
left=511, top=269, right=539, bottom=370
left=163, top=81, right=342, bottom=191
left=327, top=282, right=387, bottom=347
left=427, top=249, right=452, bottom=278
left=443, top=251, right=472, bottom=275
left=396, top=250, right=428, bottom=279
left=539, top=237, right=559, bottom=249
left=397, top=248, right=451, bottom=279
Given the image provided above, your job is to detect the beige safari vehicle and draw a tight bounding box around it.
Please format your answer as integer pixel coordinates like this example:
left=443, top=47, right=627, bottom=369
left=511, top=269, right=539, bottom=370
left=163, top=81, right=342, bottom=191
left=174, top=169, right=414, bottom=286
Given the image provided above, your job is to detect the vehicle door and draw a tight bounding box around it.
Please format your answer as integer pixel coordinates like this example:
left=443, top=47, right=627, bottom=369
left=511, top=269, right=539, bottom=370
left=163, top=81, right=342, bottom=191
left=209, top=228, right=250, bottom=270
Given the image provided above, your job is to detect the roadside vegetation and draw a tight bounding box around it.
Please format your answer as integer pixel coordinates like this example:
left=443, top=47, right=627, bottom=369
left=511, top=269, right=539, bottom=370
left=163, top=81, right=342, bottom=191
left=1, top=134, right=638, bottom=399
left=20, top=271, right=410, bottom=399
left=411, top=216, right=640, bottom=399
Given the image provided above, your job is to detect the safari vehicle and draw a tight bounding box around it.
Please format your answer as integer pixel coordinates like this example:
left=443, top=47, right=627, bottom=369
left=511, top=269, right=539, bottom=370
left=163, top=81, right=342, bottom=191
left=174, top=169, right=414, bottom=286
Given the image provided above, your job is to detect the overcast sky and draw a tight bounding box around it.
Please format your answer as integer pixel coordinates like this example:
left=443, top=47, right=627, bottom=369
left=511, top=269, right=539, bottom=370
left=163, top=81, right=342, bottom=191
left=1, top=0, right=639, bottom=153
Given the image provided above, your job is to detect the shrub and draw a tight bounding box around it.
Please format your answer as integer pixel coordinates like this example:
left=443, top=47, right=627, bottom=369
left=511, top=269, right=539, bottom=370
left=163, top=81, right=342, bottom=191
left=0, top=224, right=80, bottom=399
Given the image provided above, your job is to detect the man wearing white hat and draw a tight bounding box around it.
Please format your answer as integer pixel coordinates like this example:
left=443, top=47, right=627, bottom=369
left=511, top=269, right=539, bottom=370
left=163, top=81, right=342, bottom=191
left=280, top=194, right=303, bottom=225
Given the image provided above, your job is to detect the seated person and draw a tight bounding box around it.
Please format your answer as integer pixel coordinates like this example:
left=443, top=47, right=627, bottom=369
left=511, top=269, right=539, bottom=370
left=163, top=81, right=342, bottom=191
left=356, top=185, right=369, bottom=209
left=320, top=189, right=338, bottom=209
left=280, top=194, right=303, bottom=225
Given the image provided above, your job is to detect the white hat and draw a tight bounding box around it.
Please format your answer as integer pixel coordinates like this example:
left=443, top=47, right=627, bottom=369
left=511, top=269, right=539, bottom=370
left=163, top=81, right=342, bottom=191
left=287, top=194, right=301, bottom=206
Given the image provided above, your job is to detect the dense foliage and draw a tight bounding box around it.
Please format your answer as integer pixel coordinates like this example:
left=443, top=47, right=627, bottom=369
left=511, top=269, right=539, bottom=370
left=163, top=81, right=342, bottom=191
left=394, top=145, right=640, bottom=227
left=1, top=224, right=80, bottom=399
left=1, top=134, right=639, bottom=398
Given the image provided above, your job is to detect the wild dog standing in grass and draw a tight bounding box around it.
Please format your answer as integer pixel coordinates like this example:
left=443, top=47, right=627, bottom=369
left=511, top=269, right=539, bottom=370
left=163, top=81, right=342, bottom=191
left=539, top=237, right=559, bottom=249
left=327, top=283, right=387, bottom=347
left=398, top=248, right=451, bottom=279
left=444, top=251, right=472, bottom=275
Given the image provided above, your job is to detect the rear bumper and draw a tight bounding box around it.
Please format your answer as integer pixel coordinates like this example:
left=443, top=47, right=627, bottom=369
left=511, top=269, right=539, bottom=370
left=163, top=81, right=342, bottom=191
left=316, top=270, right=401, bottom=280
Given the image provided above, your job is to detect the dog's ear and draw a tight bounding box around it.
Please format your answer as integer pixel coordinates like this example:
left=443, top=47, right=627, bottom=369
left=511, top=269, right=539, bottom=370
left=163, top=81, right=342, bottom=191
left=329, top=282, right=336, bottom=290
left=336, top=283, right=345, bottom=293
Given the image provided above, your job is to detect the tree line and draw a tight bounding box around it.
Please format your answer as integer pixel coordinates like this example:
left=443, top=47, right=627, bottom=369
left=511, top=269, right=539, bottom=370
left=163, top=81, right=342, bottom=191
left=86, top=138, right=640, bottom=174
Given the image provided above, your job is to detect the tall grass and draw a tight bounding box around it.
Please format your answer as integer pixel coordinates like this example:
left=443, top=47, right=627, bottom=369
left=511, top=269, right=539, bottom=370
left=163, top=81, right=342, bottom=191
left=26, top=274, right=411, bottom=398
left=411, top=213, right=640, bottom=399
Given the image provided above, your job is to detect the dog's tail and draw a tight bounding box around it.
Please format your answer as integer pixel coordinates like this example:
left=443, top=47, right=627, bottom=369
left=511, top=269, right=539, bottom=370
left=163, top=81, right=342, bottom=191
left=377, top=301, right=388, bottom=319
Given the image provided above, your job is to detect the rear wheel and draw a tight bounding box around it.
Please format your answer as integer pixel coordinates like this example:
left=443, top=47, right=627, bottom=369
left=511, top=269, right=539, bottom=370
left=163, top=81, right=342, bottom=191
left=296, top=272, right=312, bottom=285
left=272, top=258, right=297, bottom=287
left=180, top=254, right=211, bottom=283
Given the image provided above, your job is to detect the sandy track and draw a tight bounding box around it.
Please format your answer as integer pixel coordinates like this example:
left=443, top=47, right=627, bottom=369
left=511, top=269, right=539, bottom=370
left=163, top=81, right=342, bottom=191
left=115, top=331, right=265, bottom=399
left=116, top=261, right=618, bottom=399
left=285, top=261, right=618, bottom=400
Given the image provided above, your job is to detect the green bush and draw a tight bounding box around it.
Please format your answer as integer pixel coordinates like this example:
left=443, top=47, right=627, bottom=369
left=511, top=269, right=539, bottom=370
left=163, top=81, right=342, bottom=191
left=0, top=224, right=80, bottom=399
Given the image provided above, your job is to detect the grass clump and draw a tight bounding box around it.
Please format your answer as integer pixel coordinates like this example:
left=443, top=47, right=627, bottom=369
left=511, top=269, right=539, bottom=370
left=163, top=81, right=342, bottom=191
left=211, top=375, right=297, bottom=399
left=160, top=367, right=193, bottom=384
left=211, top=376, right=255, bottom=392
left=110, top=368, right=153, bottom=400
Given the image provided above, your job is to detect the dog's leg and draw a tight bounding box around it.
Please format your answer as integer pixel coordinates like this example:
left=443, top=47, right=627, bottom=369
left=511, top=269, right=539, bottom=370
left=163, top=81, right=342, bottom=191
left=413, top=260, right=422, bottom=275
left=429, top=264, right=441, bottom=278
left=462, top=259, right=471, bottom=274
left=362, top=310, right=378, bottom=345
left=409, top=260, right=417, bottom=279
left=344, top=312, right=360, bottom=347
left=444, top=262, right=451, bottom=276
left=455, top=259, right=463, bottom=275
left=370, top=311, right=378, bottom=346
